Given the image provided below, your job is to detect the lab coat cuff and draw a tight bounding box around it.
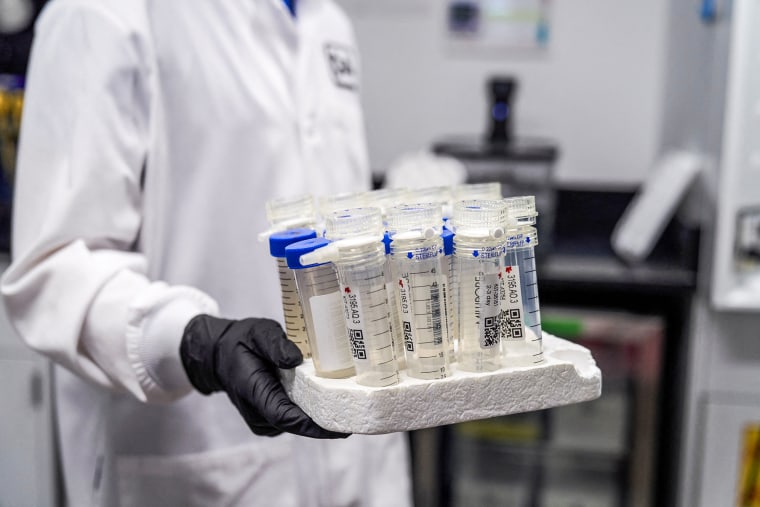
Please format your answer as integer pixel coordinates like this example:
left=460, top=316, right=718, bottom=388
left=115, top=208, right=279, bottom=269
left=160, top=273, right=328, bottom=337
left=126, top=284, right=219, bottom=403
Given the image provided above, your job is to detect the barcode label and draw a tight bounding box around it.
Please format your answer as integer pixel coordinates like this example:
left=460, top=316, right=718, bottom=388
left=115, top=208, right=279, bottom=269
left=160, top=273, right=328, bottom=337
left=477, top=273, right=501, bottom=349
left=403, top=321, right=414, bottom=351
left=501, top=308, right=524, bottom=339
left=348, top=328, right=367, bottom=360
left=483, top=315, right=499, bottom=347
left=309, top=292, right=353, bottom=371
left=500, top=265, right=525, bottom=341
left=429, top=281, right=443, bottom=345
left=342, top=287, right=368, bottom=362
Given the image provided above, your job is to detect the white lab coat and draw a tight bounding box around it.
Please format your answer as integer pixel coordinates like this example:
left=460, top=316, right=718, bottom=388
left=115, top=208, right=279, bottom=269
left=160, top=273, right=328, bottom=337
left=1, top=0, right=412, bottom=505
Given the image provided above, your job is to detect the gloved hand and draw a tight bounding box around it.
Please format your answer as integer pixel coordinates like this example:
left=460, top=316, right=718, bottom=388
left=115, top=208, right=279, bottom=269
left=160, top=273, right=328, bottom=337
left=180, top=314, right=349, bottom=439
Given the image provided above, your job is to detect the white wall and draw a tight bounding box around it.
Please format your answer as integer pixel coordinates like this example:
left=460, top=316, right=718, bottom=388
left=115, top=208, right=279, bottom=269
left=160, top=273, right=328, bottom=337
left=339, top=0, right=670, bottom=186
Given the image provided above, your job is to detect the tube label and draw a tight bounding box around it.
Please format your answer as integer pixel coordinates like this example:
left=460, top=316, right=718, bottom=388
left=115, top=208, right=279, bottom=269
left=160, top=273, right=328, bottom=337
left=397, top=274, right=414, bottom=352
left=500, top=265, right=525, bottom=341
left=476, top=272, right=501, bottom=349
left=309, top=292, right=353, bottom=371
left=397, top=272, right=444, bottom=352
left=342, top=287, right=368, bottom=361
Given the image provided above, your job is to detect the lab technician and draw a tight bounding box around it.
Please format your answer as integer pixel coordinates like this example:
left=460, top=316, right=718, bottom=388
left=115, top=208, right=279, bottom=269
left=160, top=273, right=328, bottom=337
left=1, top=0, right=411, bottom=505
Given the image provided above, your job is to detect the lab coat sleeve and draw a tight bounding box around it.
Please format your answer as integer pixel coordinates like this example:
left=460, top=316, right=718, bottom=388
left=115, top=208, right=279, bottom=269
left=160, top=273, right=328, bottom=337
left=0, top=3, right=218, bottom=403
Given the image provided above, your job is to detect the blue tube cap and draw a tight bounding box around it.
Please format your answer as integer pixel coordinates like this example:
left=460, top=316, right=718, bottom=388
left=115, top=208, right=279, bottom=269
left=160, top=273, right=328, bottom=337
left=269, top=228, right=317, bottom=258
left=285, top=237, right=332, bottom=269
left=441, top=229, right=454, bottom=255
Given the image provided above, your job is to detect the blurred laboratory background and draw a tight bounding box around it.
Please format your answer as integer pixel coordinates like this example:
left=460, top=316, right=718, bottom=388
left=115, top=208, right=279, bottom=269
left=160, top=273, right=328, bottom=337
left=2, top=0, right=760, bottom=506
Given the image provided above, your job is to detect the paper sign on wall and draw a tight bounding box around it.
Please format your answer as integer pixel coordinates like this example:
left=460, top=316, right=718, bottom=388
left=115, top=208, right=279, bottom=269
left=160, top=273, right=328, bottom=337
left=446, top=0, right=551, bottom=51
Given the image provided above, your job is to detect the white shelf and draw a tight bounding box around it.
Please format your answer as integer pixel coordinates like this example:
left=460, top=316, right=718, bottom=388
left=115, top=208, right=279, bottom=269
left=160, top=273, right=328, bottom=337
left=282, top=333, right=602, bottom=434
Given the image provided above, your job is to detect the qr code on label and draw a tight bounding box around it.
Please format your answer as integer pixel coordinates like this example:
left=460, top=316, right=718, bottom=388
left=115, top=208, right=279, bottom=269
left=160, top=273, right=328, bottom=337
left=349, top=328, right=367, bottom=359
left=500, top=308, right=524, bottom=339
left=403, top=321, right=414, bottom=351
left=482, top=316, right=499, bottom=348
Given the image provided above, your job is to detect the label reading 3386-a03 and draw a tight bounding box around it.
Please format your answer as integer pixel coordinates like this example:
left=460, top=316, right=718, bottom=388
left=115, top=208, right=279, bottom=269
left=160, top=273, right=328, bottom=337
left=500, top=265, right=525, bottom=340
left=342, top=287, right=367, bottom=361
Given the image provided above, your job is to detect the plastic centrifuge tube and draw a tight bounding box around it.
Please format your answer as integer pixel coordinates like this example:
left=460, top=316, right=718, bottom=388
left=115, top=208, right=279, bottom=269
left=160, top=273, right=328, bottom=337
left=269, top=228, right=317, bottom=357
left=318, top=192, right=366, bottom=237
left=319, top=192, right=366, bottom=215
left=406, top=186, right=454, bottom=221
left=501, top=196, right=544, bottom=366
left=303, top=207, right=399, bottom=387
left=383, top=232, right=407, bottom=369
left=260, top=194, right=317, bottom=239
left=441, top=228, right=457, bottom=363
left=285, top=238, right=355, bottom=378
left=453, top=182, right=502, bottom=202
left=451, top=200, right=509, bottom=372
left=364, top=188, right=410, bottom=367
left=387, top=204, right=451, bottom=380
left=363, top=188, right=409, bottom=222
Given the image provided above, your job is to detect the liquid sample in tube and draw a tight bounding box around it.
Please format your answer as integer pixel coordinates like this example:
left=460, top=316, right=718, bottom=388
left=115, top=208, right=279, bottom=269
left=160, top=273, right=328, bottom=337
left=324, top=208, right=400, bottom=387
left=286, top=238, right=354, bottom=378
left=502, top=196, right=543, bottom=366
left=269, top=228, right=317, bottom=356
left=388, top=203, right=451, bottom=380
left=451, top=200, right=508, bottom=372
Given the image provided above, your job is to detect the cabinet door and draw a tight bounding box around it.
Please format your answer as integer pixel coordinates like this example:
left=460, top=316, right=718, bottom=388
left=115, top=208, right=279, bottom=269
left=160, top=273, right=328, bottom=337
left=0, top=359, right=56, bottom=507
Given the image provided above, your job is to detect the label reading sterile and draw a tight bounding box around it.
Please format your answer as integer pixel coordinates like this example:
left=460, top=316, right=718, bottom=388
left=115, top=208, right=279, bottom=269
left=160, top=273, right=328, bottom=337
left=309, top=292, right=353, bottom=371
left=475, top=273, right=501, bottom=349
left=342, top=287, right=368, bottom=362
left=500, top=265, right=525, bottom=341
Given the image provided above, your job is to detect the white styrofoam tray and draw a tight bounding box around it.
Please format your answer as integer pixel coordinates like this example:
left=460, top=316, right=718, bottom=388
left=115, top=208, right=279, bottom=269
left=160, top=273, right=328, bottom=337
left=281, top=333, right=602, bottom=434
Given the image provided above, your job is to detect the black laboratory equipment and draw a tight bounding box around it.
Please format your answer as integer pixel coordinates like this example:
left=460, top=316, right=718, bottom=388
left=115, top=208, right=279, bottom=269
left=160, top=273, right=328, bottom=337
left=433, top=76, right=559, bottom=252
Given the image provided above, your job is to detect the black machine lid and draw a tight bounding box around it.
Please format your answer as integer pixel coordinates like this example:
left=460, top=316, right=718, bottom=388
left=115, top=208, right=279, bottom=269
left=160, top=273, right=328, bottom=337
left=432, top=136, right=559, bottom=163
left=433, top=77, right=560, bottom=164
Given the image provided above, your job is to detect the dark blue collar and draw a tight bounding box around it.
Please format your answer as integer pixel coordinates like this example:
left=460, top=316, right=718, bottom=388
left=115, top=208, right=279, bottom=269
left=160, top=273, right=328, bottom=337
left=283, top=0, right=296, bottom=17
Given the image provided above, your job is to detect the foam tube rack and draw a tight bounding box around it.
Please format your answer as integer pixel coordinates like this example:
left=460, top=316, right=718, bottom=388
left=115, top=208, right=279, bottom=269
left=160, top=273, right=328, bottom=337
left=281, top=333, right=602, bottom=434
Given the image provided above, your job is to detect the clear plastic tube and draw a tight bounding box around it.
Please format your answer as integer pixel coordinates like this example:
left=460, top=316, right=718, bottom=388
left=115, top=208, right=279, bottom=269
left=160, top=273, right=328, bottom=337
left=451, top=200, right=508, bottom=372
left=383, top=233, right=407, bottom=369
left=318, top=192, right=366, bottom=235
left=260, top=194, right=317, bottom=240
left=325, top=208, right=399, bottom=387
left=502, top=230, right=544, bottom=366
left=387, top=204, right=451, bottom=380
left=269, top=229, right=317, bottom=357
left=501, top=196, right=543, bottom=366
left=286, top=238, right=355, bottom=378
left=453, top=182, right=502, bottom=202
left=363, top=189, right=412, bottom=367
left=404, top=186, right=453, bottom=219
left=363, top=188, right=409, bottom=222
left=319, top=192, right=366, bottom=217
left=266, top=194, right=316, bottom=227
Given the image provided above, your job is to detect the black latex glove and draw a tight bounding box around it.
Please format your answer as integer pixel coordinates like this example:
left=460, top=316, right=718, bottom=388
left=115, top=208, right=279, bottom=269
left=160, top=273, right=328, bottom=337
left=180, top=314, right=349, bottom=439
